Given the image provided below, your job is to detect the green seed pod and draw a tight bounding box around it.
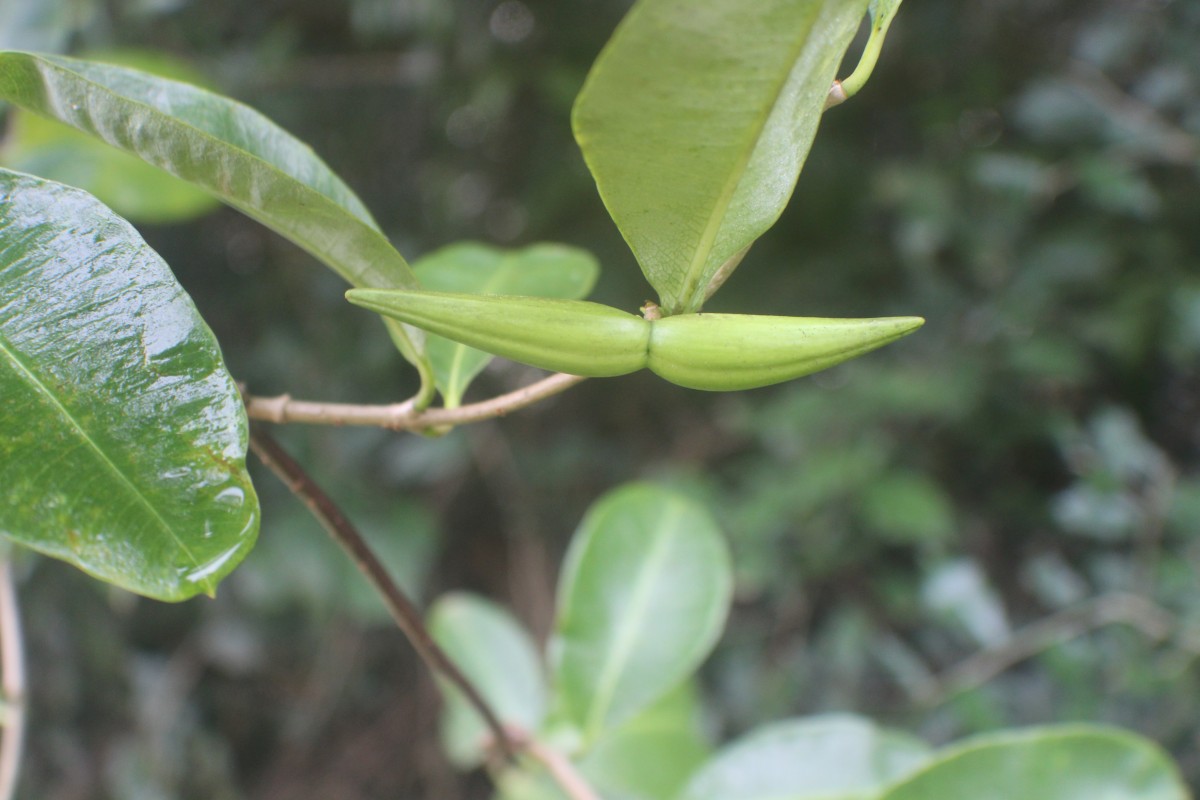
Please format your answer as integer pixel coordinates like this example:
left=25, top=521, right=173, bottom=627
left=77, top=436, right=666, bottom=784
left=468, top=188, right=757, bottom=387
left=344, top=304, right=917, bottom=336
left=346, top=289, right=651, bottom=377
left=346, top=288, right=924, bottom=391
left=646, top=313, right=924, bottom=391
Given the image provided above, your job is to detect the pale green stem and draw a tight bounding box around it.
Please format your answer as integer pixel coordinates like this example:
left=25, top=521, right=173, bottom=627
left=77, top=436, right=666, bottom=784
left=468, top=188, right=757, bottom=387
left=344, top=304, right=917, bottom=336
left=839, top=4, right=902, bottom=101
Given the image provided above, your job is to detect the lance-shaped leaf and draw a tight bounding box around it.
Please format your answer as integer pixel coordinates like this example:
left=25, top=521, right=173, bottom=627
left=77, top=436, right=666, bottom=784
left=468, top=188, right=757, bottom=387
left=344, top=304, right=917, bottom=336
left=574, top=0, right=870, bottom=313
left=878, top=726, right=1188, bottom=800
left=550, top=483, right=732, bottom=744
left=0, top=51, right=429, bottom=377
left=0, top=50, right=221, bottom=225
left=0, top=168, right=258, bottom=601
left=414, top=243, right=599, bottom=407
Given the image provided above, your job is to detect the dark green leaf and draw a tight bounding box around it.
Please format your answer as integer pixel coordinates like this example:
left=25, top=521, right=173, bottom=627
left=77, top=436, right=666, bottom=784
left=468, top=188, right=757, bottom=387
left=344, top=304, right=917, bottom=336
left=0, top=168, right=258, bottom=600
left=414, top=243, right=598, bottom=406
left=681, top=715, right=932, bottom=800
left=573, top=0, right=869, bottom=313
left=879, top=726, right=1188, bottom=800
left=0, top=51, right=429, bottom=377
left=0, top=50, right=220, bottom=224
left=551, top=483, right=732, bottom=744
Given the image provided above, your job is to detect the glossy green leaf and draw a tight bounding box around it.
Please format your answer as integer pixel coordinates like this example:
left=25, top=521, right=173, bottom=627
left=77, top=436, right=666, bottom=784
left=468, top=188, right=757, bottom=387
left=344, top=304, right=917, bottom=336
left=0, top=168, right=258, bottom=600
left=0, top=50, right=220, bottom=224
left=681, top=715, right=932, bottom=800
left=551, top=483, right=732, bottom=744
left=0, top=51, right=429, bottom=380
left=414, top=243, right=599, bottom=407
left=579, top=682, right=710, bottom=800
left=879, top=726, right=1188, bottom=800
left=573, top=0, right=870, bottom=313
left=429, top=592, right=547, bottom=768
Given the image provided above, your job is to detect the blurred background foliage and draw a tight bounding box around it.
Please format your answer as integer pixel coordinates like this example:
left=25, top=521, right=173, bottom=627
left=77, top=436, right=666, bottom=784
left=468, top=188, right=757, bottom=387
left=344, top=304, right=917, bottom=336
left=2, top=0, right=1200, bottom=797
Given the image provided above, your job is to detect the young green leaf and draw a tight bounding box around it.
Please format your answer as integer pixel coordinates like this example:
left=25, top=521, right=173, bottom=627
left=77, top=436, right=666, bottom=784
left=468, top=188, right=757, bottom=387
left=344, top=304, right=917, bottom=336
left=681, top=715, right=932, bottom=800
left=550, top=483, right=732, bottom=744
left=573, top=0, right=870, bottom=312
left=414, top=243, right=599, bottom=407
left=878, top=726, right=1188, bottom=800
left=345, top=288, right=924, bottom=392
left=0, top=168, right=258, bottom=601
left=0, top=51, right=431, bottom=387
left=429, top=593, right=548, bottom=768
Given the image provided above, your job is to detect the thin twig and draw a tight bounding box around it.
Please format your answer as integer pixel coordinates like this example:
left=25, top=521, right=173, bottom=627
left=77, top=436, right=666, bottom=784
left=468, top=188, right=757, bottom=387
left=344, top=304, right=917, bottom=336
left=505, top=727, right=602, bottom=800
left=247, top=426, right=519, bottom=761
left=918, top=592, right=1190, bottom=707
left=0, top=556, right=25, bottom=800
left=244, top=372, right=586, bottom=431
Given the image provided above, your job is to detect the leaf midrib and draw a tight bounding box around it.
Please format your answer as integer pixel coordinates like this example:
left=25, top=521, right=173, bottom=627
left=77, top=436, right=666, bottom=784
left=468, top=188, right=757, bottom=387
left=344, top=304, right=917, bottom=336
left=583, top=500, right=683, bottom=740
left=0, top=328, right=204, bottom=576
left=674, top=6, right=823, bottom=312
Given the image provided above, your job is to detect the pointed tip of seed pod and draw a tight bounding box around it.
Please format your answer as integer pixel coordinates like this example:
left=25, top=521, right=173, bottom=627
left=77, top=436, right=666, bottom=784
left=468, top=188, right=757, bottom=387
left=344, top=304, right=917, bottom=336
left=850, top=315, right=925, bottom=343
left=862, top=315, right=925, bottom=348
left=646, top=312, right=926, bottom=391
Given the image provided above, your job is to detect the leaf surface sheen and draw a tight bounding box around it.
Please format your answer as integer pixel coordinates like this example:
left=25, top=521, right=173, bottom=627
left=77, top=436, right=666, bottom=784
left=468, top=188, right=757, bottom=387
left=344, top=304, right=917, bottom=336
left=0, top=51, right=428, bottom=370
left=0, top=168, right=258, bottom=600
left=573, top=0, right=870, bottom=313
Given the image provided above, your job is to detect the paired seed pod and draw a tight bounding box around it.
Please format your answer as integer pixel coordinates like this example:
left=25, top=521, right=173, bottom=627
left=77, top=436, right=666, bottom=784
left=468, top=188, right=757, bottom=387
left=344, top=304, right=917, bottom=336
left=346, top=289, right=923, bottom=392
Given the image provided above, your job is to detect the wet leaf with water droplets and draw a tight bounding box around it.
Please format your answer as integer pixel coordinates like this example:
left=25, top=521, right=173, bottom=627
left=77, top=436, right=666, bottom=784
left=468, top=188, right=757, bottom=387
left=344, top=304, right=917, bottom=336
left=0, top=168, right=259, bottom=601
